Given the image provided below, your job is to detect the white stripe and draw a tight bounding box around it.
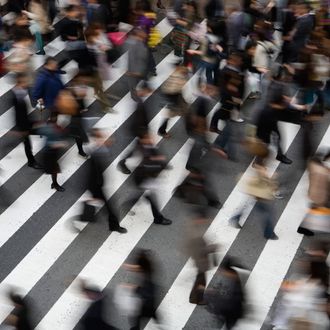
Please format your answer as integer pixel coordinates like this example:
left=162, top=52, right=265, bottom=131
left=236, top=124, right=330, bottom=330
left=0, top=105, right=179, bottom=322
left=145, top=122, right=301, bottom=330
left=36, top=139, right=193, bottom=330
left=0, top=51, right=177, bottom=249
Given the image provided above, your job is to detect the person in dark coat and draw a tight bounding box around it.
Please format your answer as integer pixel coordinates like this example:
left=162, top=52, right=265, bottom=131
left=32, top=57, right=65, bottom=119
left=124, top=249, right=160, bottom=330
left=4, top=292, right=33, bottom=330
left=85, top=129, right=127, bottom=233
left=86, top=0, right=111, bottom=29
left=10, top=73, right=42, bottom=169
left=284, top=1, right=314, bottom=63
left=39, top=113, right=66, bottom=191
left=124, top=133, right=172, bottom=225
left=79, top=282, right=117, bottom=330
left=205, top=257, right=245, bottom=330
left=117, top=100, right=149, bottom=175
left=256, top=81, right=292, bottom=164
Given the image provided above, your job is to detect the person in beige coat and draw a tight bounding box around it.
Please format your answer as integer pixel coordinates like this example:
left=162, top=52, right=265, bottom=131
left=22, top=0, right=51, bottom=54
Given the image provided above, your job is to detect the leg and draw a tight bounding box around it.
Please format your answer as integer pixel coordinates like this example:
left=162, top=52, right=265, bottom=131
left=145, top=192, right=172, bottom=225
left=189, top=272, right=206, bottom=304
left=158, top=118, right=169, bottom=136
left=256, top=200, right=277, bottom=239
left=50, top=173, right=65, bottom=191
left=23, top=135, right=35, bottom=165
left=75, top=138, right=86, bottom=157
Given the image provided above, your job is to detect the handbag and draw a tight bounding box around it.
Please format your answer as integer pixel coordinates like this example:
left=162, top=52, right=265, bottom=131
left=241, top=174, right=276, bottom=200
left=243, top=136, right=269, bottom=158
left=299, top=207, right=330, bottom=233
left=80, top=202, right=96, bottom=222
left=55, top=89, right=78, bottom=116
left=107, top=32, right=127, bottom=47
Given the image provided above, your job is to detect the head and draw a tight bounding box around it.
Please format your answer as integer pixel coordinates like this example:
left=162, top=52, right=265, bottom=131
left=15, top=72, right=30, bottom=89
left=294, top=1, right=310, bottom=17
left=65, top=5, right=80, bottom=19
left=44, top=57, right=58, bottom=71
left=131, top=27, right=147, bottom=42
left=14, top=28, right=34, bottom=46
left=227, top=52, right=243, bottom=69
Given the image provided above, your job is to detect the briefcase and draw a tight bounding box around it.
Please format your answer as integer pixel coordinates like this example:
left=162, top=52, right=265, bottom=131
left=80, top=202, right=96, bottom=222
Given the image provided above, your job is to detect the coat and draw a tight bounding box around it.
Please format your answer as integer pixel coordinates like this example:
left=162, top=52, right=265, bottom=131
left=308, top=161, right=330, bottom=207
left=10, top=88, right=32, bottom=131
left=33, top=68, right=64, bottom=109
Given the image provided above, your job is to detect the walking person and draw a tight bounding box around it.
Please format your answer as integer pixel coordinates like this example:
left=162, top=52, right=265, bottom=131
left=125, top=28, right=150, bottom=102
left=84, top=128, right=127, bottom=233
left=32, top=56, right=65, bottom=121
left=39, top=113, right=66, bottom=192
left=10, top=72, right=43, bottom=169
left=124, top=249, right=161, bottom=330
left=125, top=133, right=172, bottom=225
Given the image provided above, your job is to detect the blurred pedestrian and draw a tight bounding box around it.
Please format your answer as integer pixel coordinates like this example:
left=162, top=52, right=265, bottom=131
left=10, top=72, right=43, bottom=169
left=84, top=128, right=127, bottom=233
left=183, top=216, right=218, bottom=305
left=78, top=281, right=118, bottom=330
left=205, top=257, right=245, bottom=330
left=124, top=249, right=160, bottom=330
left=4, top=291, right=33, bottom=330
left=32, top=57, right=65, bottom=121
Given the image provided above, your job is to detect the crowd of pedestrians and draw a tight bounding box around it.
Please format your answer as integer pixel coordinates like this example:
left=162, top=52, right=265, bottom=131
left=0, top=0, right=329, bottom=329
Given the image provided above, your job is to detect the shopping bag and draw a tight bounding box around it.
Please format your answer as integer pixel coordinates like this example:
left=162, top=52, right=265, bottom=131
left=148, top=26, right=162, bottom=49
left=55, top=89, right=78, bottom=116
left=300, top=207, right=330, bottom=233
left=107, top=32, right=127, bottom=47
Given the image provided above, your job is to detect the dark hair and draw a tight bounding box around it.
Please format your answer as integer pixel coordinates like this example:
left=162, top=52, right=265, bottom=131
left=14, top=29, right=34, bottom=42
left=65, top=4, right=77, bottom=12
left=44, top=56, right=57, bottom=66
left=15, top=72, right=29, bottom=82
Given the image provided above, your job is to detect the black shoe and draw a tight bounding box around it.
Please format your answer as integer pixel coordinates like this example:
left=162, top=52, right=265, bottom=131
left=59, top=70, right=67, bottom=74
left=28, top=161, right=43, bottom=170
left=208, top=200, right=222, bottom=209
left=51, top=183, right=65, bottom=192
left=276, top=154, right=292, bottom=164
left=78, top=151, right=88, bottom=158
left=110, top=226, right=127, bottom=233
left=229, top=218, right=242, bottom=229
left=157, top=130, right=171, bottom=138
left=297, top=226, right=314, bottom=236
left=36, top=50, right=46, bottom=55
left=209, top=127, right=222, bottom=134
left=154, top=218, right=172, bottom=225
left=117, top=161, right=131, bottom=174
left=265, top=234, right=279, bottom=240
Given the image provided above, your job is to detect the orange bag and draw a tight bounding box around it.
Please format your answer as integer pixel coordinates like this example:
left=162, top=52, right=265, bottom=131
left=55, top=89, right=78, bottom=116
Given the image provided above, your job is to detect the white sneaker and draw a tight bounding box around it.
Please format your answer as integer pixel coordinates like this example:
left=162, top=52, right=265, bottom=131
left=231, top=109, right=244, bottom=122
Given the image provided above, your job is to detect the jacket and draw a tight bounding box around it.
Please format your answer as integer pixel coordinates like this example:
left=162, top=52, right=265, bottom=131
left=11, top=88, right=32, bottom=131
left=33, top=68, right=64, bottom=109
left=308, top=161, right=330, bottom=207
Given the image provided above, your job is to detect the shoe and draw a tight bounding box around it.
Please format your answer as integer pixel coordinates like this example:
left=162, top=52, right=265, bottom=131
left=154, top=218, right=172, bottom=225
left=28, top=162, right=43, bottom=170
left=207, top=200, right=222, bottom=209
left=229, top=218, right=242, bottom=229
left=36, top=50, right=46, bottom=55
left=297, top=226, right=314, bottom=236
left=51, top=183, right=65, bottom=192
left=276, top=154, right=292, bottom=165
left=78, top=151, right=88, bottom=158
left=117, top=161, right=131, bottom=174
left=266, top=234, right=279, bottom=240
left=110, top=226, right=127, bottom=233
left=209, top=127, right=222, bottom=134
left=231, top=117, right=244, bottom=123
left=59, top=69, right=67, bottom=74
left=273, top=191, right=284, bottom=199
left=157, top=130, right=171, bottom=138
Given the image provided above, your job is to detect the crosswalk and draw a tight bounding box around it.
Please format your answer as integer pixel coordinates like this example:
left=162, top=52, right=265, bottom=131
left=0, top=15, right=329, bottom=330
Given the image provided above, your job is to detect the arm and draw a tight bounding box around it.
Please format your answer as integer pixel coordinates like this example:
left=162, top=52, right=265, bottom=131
left=32, top=74, right=45, bottom=103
